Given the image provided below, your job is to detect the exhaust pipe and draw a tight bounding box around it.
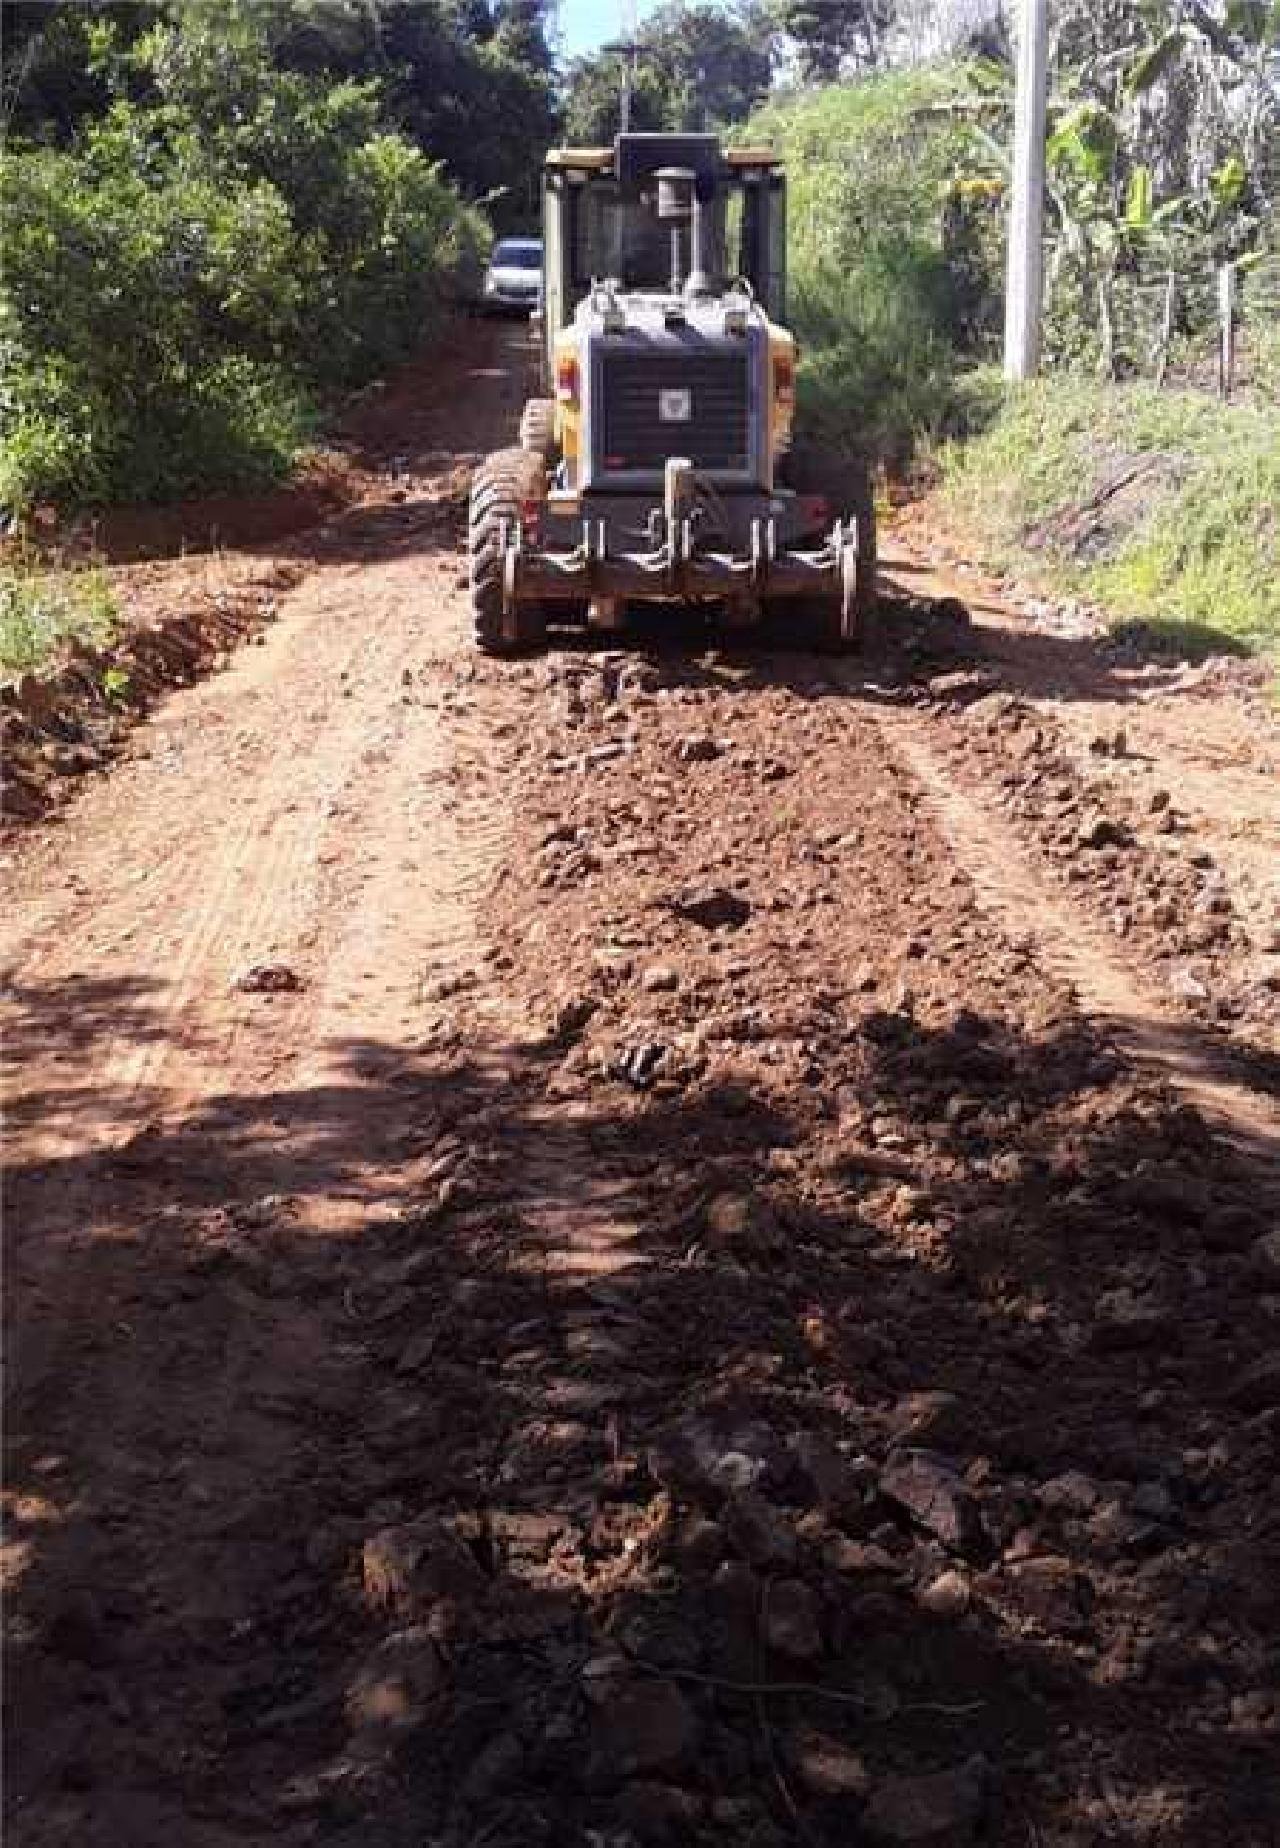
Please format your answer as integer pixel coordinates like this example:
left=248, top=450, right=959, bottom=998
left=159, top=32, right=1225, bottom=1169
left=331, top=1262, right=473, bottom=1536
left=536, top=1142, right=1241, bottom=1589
left=654, top=166, right=717, bottom=300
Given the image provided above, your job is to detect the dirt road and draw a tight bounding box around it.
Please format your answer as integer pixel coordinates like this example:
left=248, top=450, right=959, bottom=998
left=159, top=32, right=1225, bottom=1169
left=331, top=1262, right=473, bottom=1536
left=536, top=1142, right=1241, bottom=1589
left=4, top=324, right=1279, bottom=1847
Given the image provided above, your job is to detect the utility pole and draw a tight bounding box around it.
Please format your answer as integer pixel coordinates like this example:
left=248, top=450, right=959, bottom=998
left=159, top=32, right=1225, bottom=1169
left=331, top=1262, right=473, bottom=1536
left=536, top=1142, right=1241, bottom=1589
left=1003, top=0, right=1049, bottom=382
left=610, top=0, right=640, bottom=135
left=603, top=39, right=641, bottom=133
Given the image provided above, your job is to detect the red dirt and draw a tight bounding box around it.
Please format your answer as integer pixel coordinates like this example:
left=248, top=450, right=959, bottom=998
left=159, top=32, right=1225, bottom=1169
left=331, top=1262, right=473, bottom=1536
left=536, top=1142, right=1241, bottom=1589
left=4, top=322, right=1278, bottom=1848
left=57, top=454, right=359, bottom=566
left=1, top=324, right=485, bottom=824
left=42, top=321, right=487, bottom=568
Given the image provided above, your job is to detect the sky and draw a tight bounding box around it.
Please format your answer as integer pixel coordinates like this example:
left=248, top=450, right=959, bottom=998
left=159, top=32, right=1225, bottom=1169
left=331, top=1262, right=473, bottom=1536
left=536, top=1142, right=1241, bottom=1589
left=556, top=0, right=664, bottom=60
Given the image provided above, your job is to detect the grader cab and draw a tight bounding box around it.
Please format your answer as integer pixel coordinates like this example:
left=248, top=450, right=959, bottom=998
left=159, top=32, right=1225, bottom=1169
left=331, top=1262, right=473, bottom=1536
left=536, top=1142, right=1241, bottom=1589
left=468, top=132, right=876, bottom=654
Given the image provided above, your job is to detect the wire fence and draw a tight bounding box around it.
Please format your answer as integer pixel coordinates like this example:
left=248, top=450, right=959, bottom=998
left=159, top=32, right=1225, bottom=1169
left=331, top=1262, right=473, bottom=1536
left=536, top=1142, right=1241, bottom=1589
left=1234, top=255, right=1280, bottom=399
left=1047, top=250, right=1280, bottom=400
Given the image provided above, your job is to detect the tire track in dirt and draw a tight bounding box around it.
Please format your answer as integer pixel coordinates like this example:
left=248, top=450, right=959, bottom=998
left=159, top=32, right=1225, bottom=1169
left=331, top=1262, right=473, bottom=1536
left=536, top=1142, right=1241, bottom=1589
left=285, top=583, right=521, bottom=1115
left=102, top=638, right=377, bottom=1103
left=513, top=1119, right=652, bottom=1280
left=2, top=327, right=531, bottom=1379
left=2, top=321, right=530, bottom=1171
left=881, top=705, right=1280, bottom=1171
left=3, top=568, right=422, bottom=1164
left=3, top=332, right=547, bottom=1848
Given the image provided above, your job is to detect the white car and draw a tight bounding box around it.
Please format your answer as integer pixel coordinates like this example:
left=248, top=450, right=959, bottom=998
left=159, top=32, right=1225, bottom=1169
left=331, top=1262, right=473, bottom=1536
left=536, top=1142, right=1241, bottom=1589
left=481, top=237, right=543, bottom=314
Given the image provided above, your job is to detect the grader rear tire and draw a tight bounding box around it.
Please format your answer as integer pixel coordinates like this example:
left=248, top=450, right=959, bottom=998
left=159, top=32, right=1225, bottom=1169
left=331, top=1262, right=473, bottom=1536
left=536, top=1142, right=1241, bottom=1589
left=469, top=447, right=547, bottom=656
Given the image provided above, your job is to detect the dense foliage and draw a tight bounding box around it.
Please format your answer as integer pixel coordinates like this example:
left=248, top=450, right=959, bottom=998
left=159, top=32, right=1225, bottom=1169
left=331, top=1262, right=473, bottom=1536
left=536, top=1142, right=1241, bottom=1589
left=2, top=1, right=559, bottom=228
left=746, top=67, right=997, bottom=464
left=562, top=1, right=774, bottom=142
left=772, top=0, right=895, bottom=77
left=0, top=0, right=564, bottom=510
left=954, top=0, right=1280, bottom=375
left=740, top=0, right=1276, bottom=466
left=0, top=554, right=118, bottom=676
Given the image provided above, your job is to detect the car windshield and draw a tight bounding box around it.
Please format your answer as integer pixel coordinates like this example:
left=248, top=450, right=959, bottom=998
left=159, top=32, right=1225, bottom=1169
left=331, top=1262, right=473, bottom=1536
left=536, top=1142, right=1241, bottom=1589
left=493, top=240, right=541, bottom=268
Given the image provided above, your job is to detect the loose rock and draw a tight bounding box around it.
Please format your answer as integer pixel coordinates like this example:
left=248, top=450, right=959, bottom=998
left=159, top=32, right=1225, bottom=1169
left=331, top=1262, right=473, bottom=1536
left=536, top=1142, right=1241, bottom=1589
left=345, top=1627, right=444, bottom=1749
left=786, top=1728, right=870, bottom=1799
left=612, top=1779, right=704, bottom=1839
left=589, top=1677, right=700, bottom=1781
left=641, top=964, right=680, bottom=993
left=886, top=1391, right=969, bottom=1453
left=1037, top=1470, right=1101, bottom=1515
left=986, top=1556, right=1090, bottom=1632
left=864, top=1755, right=989, bottom=1844
left=1251, top=1229, right=1280, bottom=1279
left=676, top=734, right=722, bottom=764
left=919, top=1568, right=971, bottom=1617
left=1077, top=813, right=1130, bottom=850
left=726, top=1491, right=798, bottom=1568
left=880, top=1450, right=985, bottom=1556
left=763, top=1577, right=823, bottom=1659
left=649, top=1415, right=782, bottom=1504
left=231, top=961, right=302, bottom=993
left=670, top=885, right=751, bottom=930
left=703, top=1189, right=780, bottom=1256
left=362, top=1516, right=486, bottom=1625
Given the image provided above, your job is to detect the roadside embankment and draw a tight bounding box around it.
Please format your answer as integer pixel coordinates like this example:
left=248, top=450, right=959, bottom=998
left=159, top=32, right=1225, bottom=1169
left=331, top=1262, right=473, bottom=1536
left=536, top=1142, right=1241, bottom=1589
left=935, top=375, right=1280, bottom=661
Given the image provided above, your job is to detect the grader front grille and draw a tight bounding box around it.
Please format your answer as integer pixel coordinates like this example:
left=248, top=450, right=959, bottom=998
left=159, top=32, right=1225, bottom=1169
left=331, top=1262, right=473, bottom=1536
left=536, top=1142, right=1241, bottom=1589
left=597, top=348, right=750, bottom=474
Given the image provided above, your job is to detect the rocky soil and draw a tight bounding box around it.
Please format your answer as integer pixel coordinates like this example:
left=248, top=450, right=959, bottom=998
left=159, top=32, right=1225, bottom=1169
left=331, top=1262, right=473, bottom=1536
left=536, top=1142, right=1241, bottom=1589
left=4, top=324, right=1278, bottom=1848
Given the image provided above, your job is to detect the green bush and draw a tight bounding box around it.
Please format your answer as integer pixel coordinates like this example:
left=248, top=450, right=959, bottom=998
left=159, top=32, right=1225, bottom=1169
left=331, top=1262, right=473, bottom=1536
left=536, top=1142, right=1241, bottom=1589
left=745, top=66, right=996, bottom=465
left=0, top=16, right=488, bottom=512
left=0, top=148, right=315, bottom=504
left=0, top=561, right=118, bottom=676
left=790, top=246, right=960, bottom=466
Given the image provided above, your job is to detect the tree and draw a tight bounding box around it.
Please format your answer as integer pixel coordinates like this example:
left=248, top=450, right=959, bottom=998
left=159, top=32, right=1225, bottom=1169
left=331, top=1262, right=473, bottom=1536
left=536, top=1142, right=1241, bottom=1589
left=950, top=0, right=1279, bottom=374
left=492, top=0, right=556, bottom=76
left=1, top=4, right=490, bottom=508
left=2, top=0, right=560, bottom=229
left=1, top=1, right=153, bottom=141
left=563, top=1, right=775, bottom=144
left=355, top=0, right=559, bottom=225
left=562, top=55, right=671, bottom=144
left=771, top=0, right=895, bottom=78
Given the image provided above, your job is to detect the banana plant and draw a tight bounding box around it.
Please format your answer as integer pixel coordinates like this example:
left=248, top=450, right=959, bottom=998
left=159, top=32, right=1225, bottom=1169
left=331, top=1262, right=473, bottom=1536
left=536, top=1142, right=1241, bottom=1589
left=950, top=0, right=1276, bottom=372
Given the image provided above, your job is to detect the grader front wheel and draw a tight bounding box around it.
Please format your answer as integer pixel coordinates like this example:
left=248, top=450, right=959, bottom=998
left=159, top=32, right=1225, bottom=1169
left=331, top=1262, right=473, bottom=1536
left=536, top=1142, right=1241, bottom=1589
left=468, top=447, right=547, bottom=656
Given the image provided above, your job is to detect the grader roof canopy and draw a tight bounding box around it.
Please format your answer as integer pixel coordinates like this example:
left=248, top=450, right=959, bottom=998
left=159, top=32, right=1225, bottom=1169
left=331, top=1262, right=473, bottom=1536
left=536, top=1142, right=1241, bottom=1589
left=544, top=147, right=613, bottom=169
left=544, top=138, right=780, bottom=179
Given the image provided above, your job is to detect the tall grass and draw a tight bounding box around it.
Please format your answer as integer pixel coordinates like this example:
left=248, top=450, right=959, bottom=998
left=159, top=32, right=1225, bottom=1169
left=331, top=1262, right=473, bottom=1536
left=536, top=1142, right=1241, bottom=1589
left=790, top=248, right=961, bottom=465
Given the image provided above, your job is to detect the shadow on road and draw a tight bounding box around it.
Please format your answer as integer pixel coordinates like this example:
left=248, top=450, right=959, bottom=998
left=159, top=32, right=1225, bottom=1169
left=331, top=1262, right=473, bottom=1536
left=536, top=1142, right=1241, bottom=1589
left=5, top=965, right=1279, bottom=1846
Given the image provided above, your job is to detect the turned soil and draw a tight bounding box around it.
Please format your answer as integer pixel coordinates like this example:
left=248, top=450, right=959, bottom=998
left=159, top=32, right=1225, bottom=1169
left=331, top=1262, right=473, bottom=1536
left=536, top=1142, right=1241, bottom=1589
left=3, top=321, right=1278, bottom=1848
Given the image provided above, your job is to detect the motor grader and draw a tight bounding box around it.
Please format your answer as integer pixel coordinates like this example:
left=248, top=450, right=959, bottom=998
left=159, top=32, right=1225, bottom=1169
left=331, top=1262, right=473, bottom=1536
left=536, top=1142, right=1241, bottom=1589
left=468, top=132, right=876, bottom=655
